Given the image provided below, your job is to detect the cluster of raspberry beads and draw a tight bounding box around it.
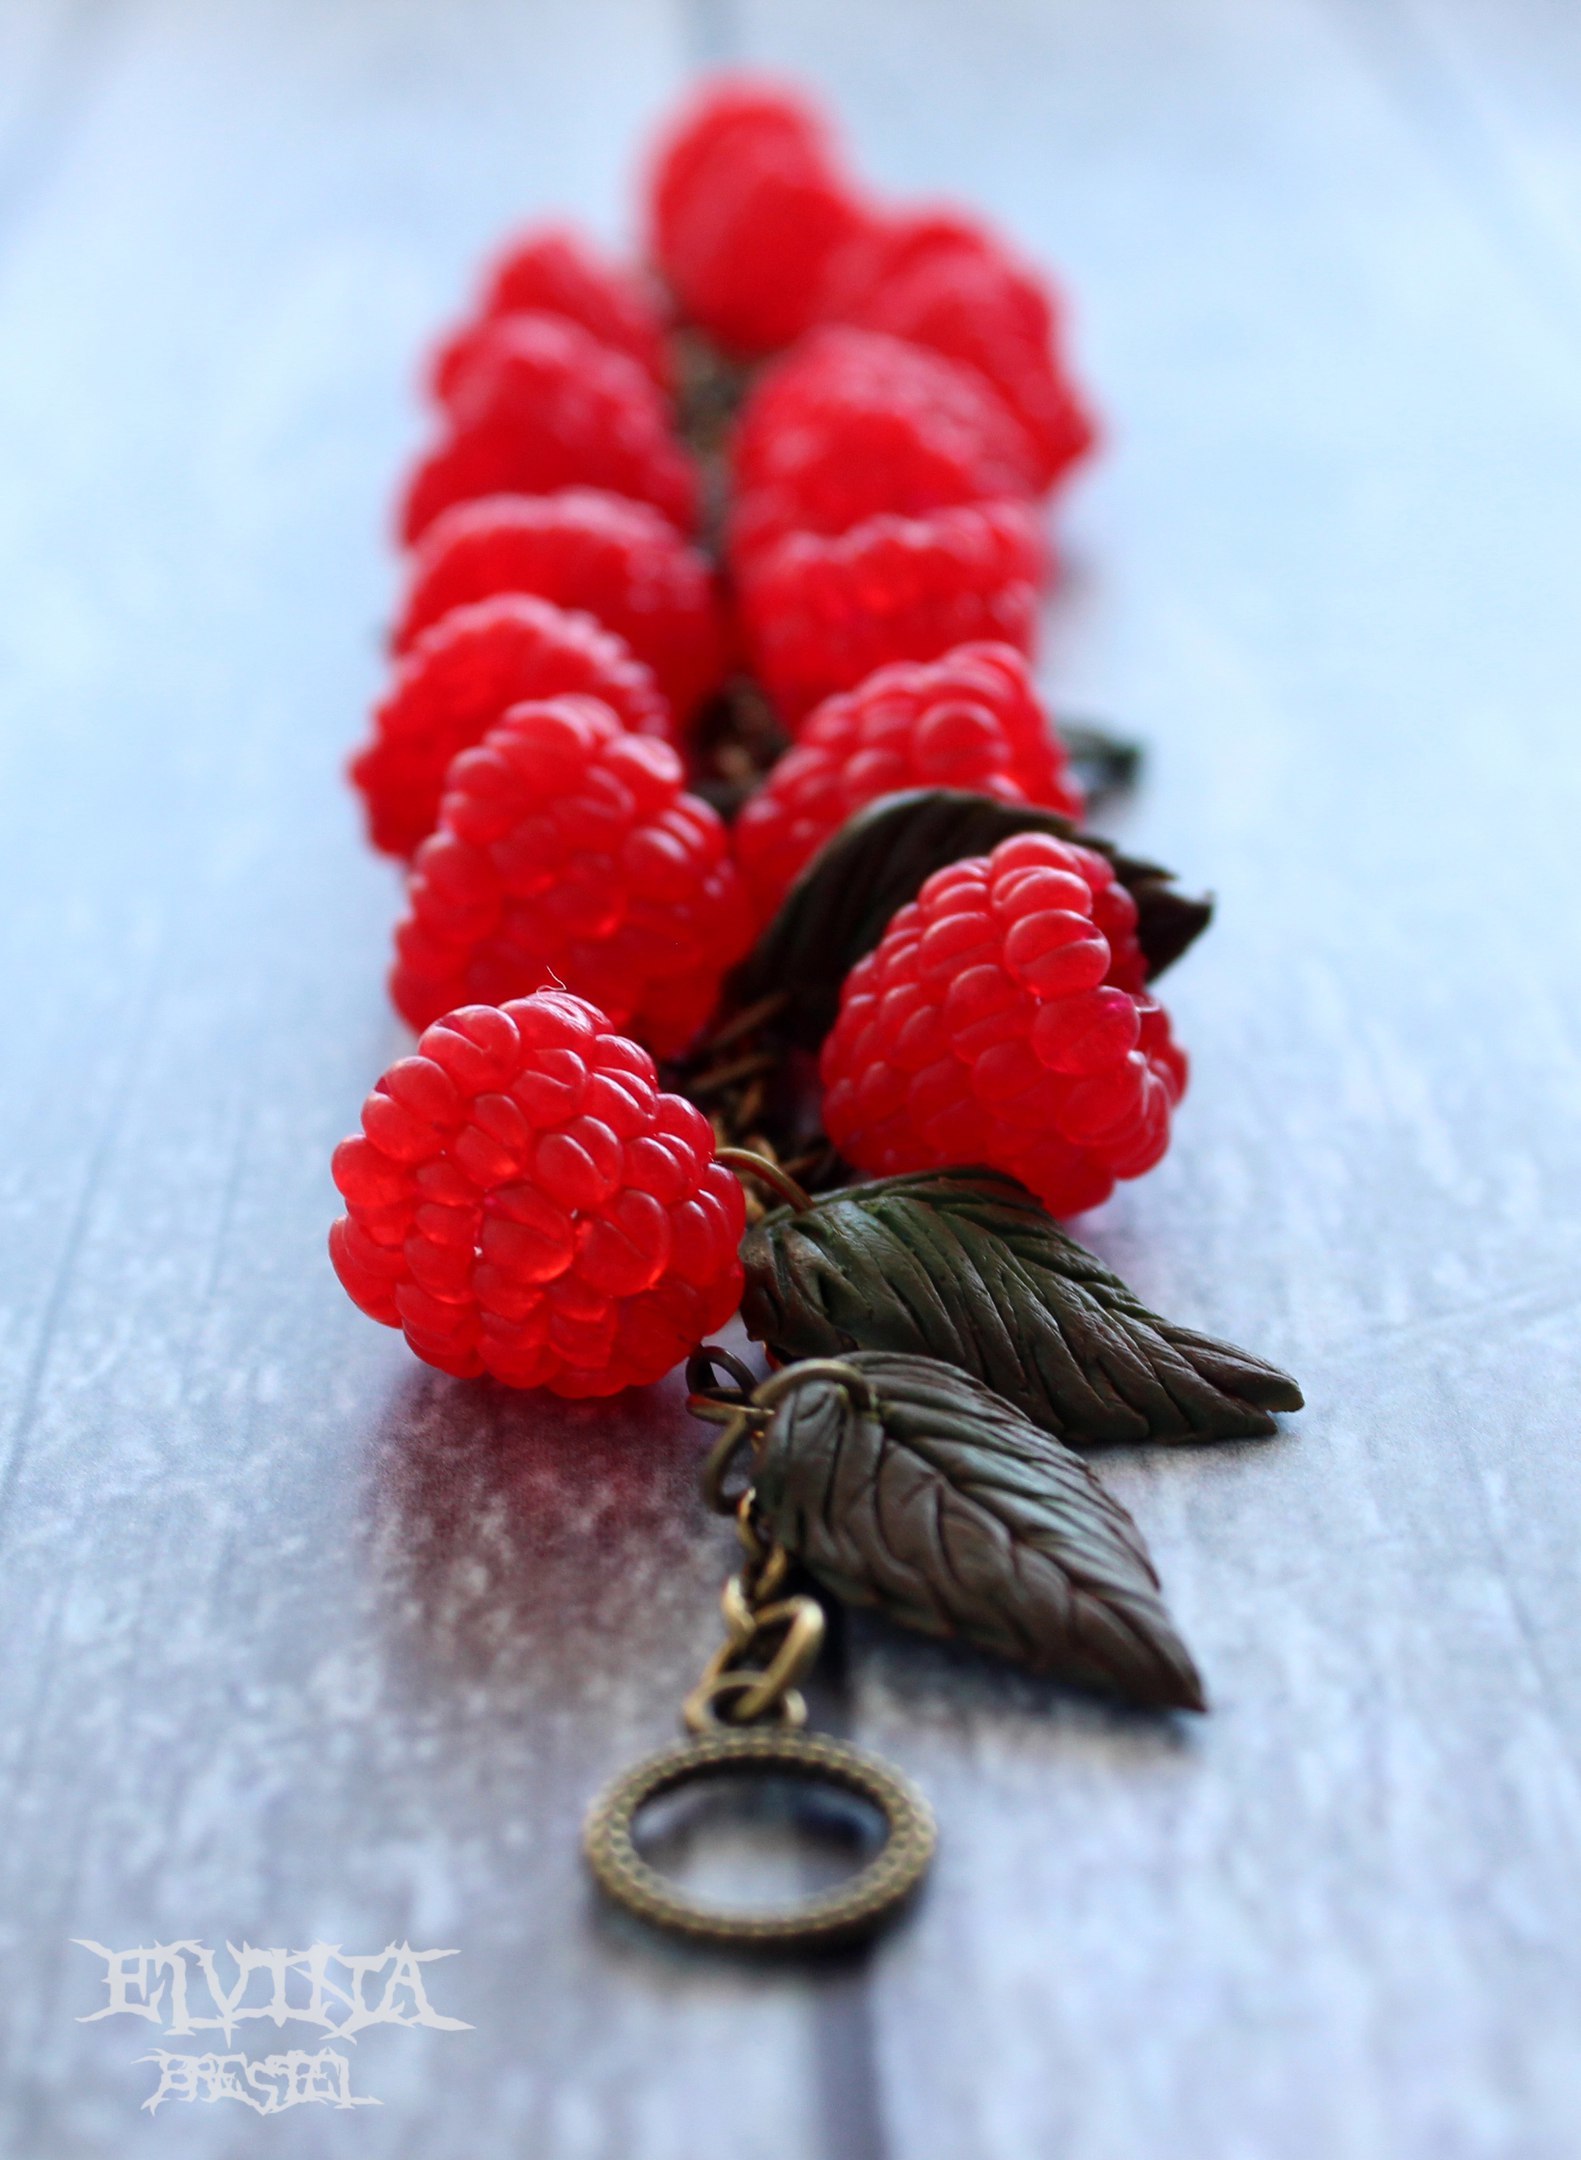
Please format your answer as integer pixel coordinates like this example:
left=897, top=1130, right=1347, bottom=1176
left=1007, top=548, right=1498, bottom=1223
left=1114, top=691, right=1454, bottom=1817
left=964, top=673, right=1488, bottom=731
left=330, top=74, right=1198, bottom=1398
left=649, top=78, right=1095, bottom=721
left=334, top=211, right=758, bottom=1392
left=349, top=217, right=751, bottom=1032
left=642, top=81, right=1185, bottom=1220
left=354, top=222, right=732, bottom=852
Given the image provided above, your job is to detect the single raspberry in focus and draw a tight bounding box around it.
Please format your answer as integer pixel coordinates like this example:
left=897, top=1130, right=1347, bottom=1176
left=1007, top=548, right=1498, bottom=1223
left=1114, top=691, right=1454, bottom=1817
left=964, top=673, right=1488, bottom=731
left=646, top=76, right=870, bottom=356
left=394, top=490, right=727, bottom=720
left=330, top=991, right=746, bottom=1394
left=391, top=694, right=750, bottom=1052
left=820, top=210, right=1097, bottom=492
left=429, top=226, right=669, bottom=403
left=739, top=499, right=1049, bottom=722
left=400, top=313, right=698, bottom=545
left=820, top=831, right=1186, bottom=1217
left=351, top=593, right=671, bottom=859
left=727, top=327, right=1042, bottom=568
left=734, top=643, right=1083, bottom=922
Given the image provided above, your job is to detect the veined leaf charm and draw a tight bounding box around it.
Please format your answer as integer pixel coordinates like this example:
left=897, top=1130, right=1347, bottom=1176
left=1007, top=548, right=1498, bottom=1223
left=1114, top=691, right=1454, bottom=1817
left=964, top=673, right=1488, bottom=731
left=741, top=1168, right=1303, bottom=1446
left=750, top=1352, right=1205, bottom=1710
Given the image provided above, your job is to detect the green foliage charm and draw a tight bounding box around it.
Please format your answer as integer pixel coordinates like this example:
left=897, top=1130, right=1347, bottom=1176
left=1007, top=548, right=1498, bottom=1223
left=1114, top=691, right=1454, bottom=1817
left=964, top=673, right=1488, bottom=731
left=741, top=1169, right=1303, bottom=1447
left=751, top=1352, right=1206, bottom=1710
left=727, top=787, right=1214, bottom=1049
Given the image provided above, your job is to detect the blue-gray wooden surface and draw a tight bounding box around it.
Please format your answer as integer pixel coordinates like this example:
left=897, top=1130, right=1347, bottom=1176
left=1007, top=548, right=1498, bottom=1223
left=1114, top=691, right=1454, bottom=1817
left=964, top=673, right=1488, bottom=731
left=2, top=2, right=1580, bottom=2154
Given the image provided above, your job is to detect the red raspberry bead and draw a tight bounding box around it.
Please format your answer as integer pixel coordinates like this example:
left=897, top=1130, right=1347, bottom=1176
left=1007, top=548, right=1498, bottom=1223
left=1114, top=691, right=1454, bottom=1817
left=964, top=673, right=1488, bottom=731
left=650, top=78, right=825, bottom=228
left=728, top=327, right=1042, bottom=569
left=739, top=500, right=1049, bottom=723
left=351, top=593, right=671, bottom=859
left=646, top=76, right=870, bottom=357
left=820, top=211, right=1097, bottom=492
left=329, top=991, right=746, bottom=1395
left=429, top=225, right=669, bottom=403
left=400, top=313, right=697, bottom=546
left=393, top=490, right=727, bottom=720
left=734, top=642, right=1084, bottom=922
left=390, top=694, right=750, bottom=1053
left=820, top=831, right=1186, bottom=1217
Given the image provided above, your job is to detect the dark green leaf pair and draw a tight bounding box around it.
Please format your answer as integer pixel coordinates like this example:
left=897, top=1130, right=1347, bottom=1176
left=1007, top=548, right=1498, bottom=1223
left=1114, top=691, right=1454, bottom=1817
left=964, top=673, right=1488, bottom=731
left=741, top=1169, right=1303, bottom=1448
left=750, top=1352, right=1205, bottom=1712
left=728, top=788, right=1214, bottom=1050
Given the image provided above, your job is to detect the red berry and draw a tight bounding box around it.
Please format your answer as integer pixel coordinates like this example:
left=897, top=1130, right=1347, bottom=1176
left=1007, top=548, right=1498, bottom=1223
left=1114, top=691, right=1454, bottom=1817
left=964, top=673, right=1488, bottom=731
left=651, top=78, right=827, bottom=228
left=351, top=593, right=671, bottom=859
left=739, top=500, right=1049, bottom=723
left=728, top=327, right=1042, bottom=568
left=391, top=694, right=750, bottom=1053
left=393, top=489, right=727, bottom=719
left=646, top=76, right=870, bottom=356
left=430, top=226, right=669, bottom=403
left=820, top=831, right=1186, bottom=1217
left=329, top=991, right=746, bottom=1394
left=734, top=643, right=1084, bottom=921
left=400, top=313, right=697, bottom=545
left=820, top=210, right=1097, bottom=492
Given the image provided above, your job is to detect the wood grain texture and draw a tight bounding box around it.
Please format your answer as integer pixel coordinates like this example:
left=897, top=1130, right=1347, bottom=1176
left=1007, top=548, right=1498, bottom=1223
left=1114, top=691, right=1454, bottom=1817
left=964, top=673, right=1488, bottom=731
left=0, top=6, right=838, bottom=2155
left=727, top=1, right=1581, bottom=2152
left=0, top=1, right=1579, bottom=2155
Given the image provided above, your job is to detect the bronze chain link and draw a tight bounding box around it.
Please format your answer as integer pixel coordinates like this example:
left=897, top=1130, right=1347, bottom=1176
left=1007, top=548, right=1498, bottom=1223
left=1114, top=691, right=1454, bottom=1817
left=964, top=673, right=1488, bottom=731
left=681, top=1492, right=826, bottom=1732
left=679, top=1356, right=879, bottom=1734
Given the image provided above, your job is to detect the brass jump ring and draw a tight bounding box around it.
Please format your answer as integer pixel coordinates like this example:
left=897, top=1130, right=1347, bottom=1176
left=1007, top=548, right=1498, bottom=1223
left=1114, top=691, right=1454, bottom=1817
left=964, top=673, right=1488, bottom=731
left=698, top=1407, right=768, bottom=1515
left=752, top=1359, right=877, bottom=1418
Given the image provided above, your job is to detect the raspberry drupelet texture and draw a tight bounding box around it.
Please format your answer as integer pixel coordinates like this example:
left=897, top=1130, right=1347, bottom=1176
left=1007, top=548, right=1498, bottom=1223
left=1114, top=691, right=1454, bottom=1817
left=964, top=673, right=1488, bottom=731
left=820, top=832, right=1187, bottom=1218
left=727, top=327, right=1042, bottom=568
left=393, top=490, right=727, bottom=719
left=646, top=77, right=870, bottom=357
left=733, top=643, right=1083, bottom=922
left=391, top=694, right=750, bottom=1052
left=819, top=211, right=1097, bottom=494
left=400, top=313, right=698, bottom=546
left=330, top=991, right=746, bottom=1395
left=429, top=226, right=669, bottom=403
left=739, top=499, right=1049, bottom=723
left=351, top=593, right=671, bottom=859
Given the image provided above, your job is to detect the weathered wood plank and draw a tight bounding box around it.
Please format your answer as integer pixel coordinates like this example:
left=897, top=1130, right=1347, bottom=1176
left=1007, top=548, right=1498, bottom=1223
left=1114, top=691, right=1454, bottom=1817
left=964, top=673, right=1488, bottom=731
left=0, top=3, right=852, bottom=2153
left=729, top=0, right=1581, bottom=2153
left=3, top=0, right=1581, bottom=2154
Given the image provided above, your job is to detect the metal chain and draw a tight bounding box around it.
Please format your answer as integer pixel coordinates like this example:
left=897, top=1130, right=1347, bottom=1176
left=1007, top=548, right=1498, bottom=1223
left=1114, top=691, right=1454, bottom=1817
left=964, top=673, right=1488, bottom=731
left=677, top=1354, right=877, bottom=1735
left=680, top=1491, right=825, bottom=1732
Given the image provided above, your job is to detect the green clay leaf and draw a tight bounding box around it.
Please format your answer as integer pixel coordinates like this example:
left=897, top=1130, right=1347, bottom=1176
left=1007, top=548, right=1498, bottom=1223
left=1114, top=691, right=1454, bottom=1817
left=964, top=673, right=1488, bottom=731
left=754, top=1351, right=1205, bottom=1710
left=726, top=788, right=1213, bottom=1050
left=741, top=1169, right=1303, bottom=1447
left=1060, top=719, right=1143, bottom=806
